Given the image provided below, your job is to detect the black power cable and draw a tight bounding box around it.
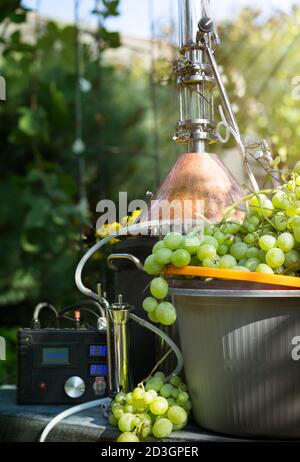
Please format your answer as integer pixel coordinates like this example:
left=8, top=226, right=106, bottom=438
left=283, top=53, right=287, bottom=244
left=59, top=299, right=103, bottom=317
left=33, top=300, right=103, bottom=329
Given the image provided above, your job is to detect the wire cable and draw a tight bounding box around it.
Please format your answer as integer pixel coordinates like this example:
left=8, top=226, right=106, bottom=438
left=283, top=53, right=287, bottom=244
left=60, top=307, right=98, bottom=320
left=60, top=299, right=105, bottom=317
left=32, top=303, right=58, bottom=328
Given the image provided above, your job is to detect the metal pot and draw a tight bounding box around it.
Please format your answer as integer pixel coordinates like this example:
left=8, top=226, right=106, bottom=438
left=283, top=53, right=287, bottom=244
left=170, top=279, right=300, bottom=439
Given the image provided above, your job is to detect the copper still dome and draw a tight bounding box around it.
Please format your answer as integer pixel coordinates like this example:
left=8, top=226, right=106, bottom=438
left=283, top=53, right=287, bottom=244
left=141, top=151, right=244, bottom=225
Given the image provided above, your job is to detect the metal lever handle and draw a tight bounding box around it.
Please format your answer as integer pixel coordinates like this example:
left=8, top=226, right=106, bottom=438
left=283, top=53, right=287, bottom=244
left=198, top=16, right=214, bottom=34
left=107, top=253, right=145, bottom=272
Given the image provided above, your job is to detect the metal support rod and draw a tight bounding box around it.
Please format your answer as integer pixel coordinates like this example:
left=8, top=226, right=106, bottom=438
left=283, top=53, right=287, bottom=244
left=149, top=0, right=161, bottom=186
left=202, top=37, right=259, bottom=191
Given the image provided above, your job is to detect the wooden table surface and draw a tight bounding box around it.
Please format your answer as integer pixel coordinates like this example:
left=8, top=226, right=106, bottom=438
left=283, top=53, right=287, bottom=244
left=0, top=387, right=246, bottom=443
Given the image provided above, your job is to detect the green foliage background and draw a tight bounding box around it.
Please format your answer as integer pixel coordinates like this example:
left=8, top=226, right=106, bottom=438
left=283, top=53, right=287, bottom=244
left=1, top=0, right=300, bottom=383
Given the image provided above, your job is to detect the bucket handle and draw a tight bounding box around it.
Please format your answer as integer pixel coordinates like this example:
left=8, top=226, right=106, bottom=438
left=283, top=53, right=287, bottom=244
left=107, top=253, right=145, bottom=272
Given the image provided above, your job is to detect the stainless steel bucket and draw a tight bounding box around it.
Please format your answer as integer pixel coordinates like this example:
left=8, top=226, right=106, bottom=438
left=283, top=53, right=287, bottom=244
left=170, top=280, right=300, bottom=439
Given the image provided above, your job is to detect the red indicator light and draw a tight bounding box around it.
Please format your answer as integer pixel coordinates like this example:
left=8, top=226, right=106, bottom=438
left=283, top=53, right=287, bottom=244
left=74, top=310, right=81, bottom=321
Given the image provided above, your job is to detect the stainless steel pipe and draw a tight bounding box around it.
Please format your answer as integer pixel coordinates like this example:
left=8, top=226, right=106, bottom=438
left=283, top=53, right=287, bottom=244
left=106, top=295, right=134, bottom=395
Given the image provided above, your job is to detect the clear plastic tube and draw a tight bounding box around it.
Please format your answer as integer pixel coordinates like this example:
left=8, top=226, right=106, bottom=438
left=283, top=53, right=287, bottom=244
left=38, top=311, right=184, bottom=442
left=75, top=223, right=152, bottom=301
left=39, top=397, right=111, bottom=442
left=41, top=234, right=184, bottom=443
left=130, top=313, right=183, bottom=378
left=39, top=316, right=183, bottom=443
left=74, top=222, right=184, bottom=381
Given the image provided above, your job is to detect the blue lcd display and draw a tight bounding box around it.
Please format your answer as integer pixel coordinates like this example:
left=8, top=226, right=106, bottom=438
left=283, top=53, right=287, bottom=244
left=89, top=364, right=108, bottom=376
left=89, top=345, right=107, bottom=357
left=42, top=347, right=69, bottom=365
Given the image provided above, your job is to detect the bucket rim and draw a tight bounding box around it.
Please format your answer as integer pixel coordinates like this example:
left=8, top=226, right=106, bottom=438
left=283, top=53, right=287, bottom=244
left=169, top=287, right=300, bottom=297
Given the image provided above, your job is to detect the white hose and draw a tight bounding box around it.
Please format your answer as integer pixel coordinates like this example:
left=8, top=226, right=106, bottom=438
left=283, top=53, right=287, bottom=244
left=75, top=223, right=151, bottom=301
left=75, top=222, right=183, bottom=371
left=38, top=313, right=182, bottom=443
left=38, top=313, right=182, bottom=442
left=38, top=223, right=184, bottom=443
left=75, top=234, right=114, bottom=302
left=74, top=225, right=183, bottom=368
left=130, top=313, right=183, bottom=378
left=39, top=397, right=111, bottom=442
left=38, top=317, right=182, bottom=442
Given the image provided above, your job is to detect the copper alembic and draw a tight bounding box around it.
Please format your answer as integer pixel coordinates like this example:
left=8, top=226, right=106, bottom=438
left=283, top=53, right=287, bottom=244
left=144, top=0, right=268, bottom=229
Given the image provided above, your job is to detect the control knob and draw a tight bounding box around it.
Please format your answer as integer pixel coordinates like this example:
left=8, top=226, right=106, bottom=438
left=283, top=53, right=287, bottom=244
left=64, top=376, right=85, bottom=398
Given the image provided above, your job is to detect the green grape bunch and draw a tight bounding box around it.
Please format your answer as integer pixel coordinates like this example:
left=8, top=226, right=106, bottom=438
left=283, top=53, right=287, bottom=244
left=107, top=371, right=192, bottom=442
left=142, top=162, right=300, bottom=327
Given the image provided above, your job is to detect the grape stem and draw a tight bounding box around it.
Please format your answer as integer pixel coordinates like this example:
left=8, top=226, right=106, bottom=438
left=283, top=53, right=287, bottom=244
left=194, top=212, right=212, bottom=224
left=282, top=259, right=300, bottom=275
left=140, top=348, right=173, bottom=384
left=222, top=188, right=278, bottom=221
left=244, top=185, right=278, bottom=231
left=222, top=220, right=248, bottom=233
left=143, top=281, right=151, bottom=293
